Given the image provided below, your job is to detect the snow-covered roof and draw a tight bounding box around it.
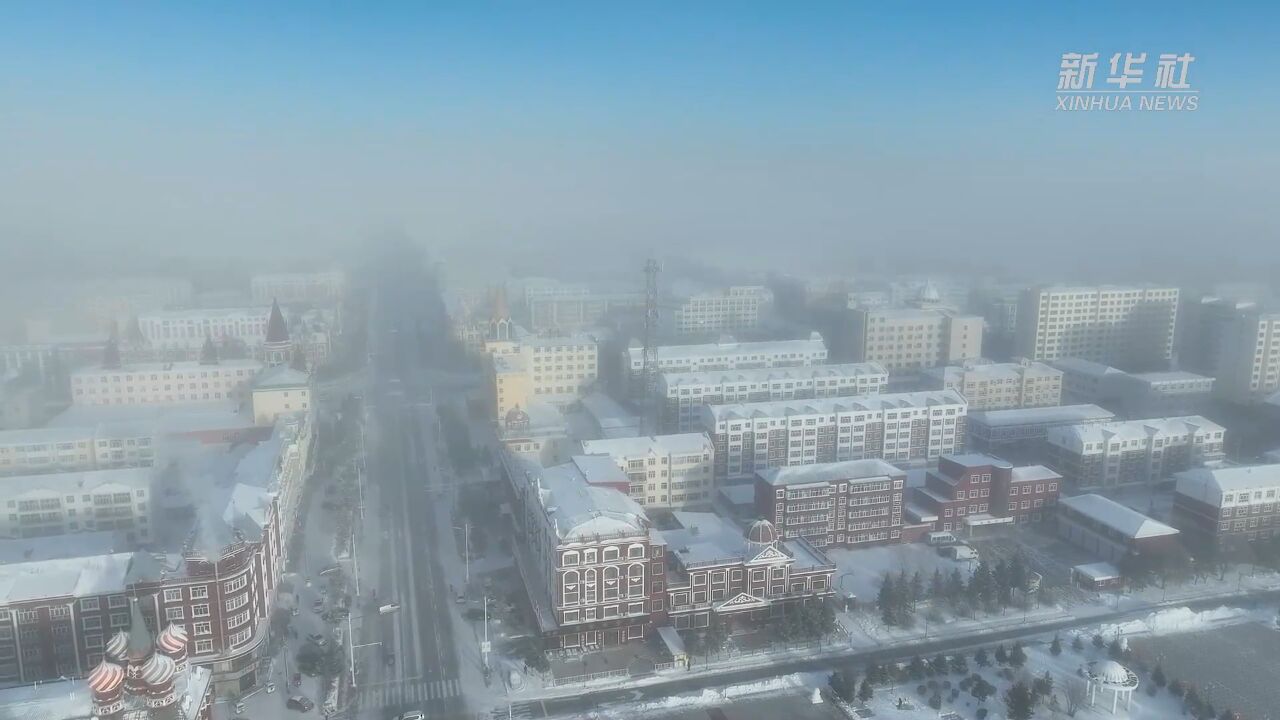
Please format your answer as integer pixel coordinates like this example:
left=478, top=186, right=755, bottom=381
left=1123, top=371, right=1214, bottom=386
left=1175, top=463, right=1280, bottom=504
left=968, top=404, right=1114, bottom=428
left=0, top=552, right=159, bottom=604
left=578, top=392, right=639, bottom=433
left=925, top=361, right=1060, bottom=383
left=628, top=333, right=827, bottom=364
left=566, top=455, right=630, bottom=487
left=73, top=358, right=263, bottom=376
left=1073, top=561, right=1121, bottom=582
left=660, top=362, right=887, bottom=390
left=705, top=389, right=966, bottom=423
left=252, top=364, right=310, bottom=389
left=529, top=458, right=649, bottom=541
left=757, top=458, right=902, bottom=487
left=1047, top=415, right=1225, bottom=449
left=1059, top=494, right=1179, bottom=539
left=0, top=466, right=152, bottom=498
left=943, top=453, right=1013, bottom=469
left=661, top=512, right=750, bottom=566
left=1049, top=357, right=1125, bottom=378
left=580, top=433, right=712, bottom=459
left=0, top=532, right=130, bottom=564
left=47, top=400, right=256, bottom=437
left=1009, top=465, right=1062, bottom=484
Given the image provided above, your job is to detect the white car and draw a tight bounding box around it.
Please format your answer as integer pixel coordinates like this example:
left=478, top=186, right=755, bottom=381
left=396, top=712, right=425, bottom=720
left=379, top=603, right=401, bottom=615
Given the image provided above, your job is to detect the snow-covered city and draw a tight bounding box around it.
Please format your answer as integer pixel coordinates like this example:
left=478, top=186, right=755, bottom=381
left=1, top=4, right=1278, bottom=720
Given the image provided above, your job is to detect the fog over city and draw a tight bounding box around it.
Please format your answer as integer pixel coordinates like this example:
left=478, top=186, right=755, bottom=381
left=0, top=4, right=1278, bottom=720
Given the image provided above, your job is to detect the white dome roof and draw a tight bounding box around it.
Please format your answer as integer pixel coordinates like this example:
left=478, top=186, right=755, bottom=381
left=1088, top=660, right=1138, bottom=687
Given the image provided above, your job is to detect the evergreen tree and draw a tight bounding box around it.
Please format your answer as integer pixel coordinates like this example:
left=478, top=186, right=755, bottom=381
left=1153, top=664, right=1167, bottom=688
left=199, top=335, right=219, bottom=365
left=910, top=571, right=925, bottom=611
left=929, top=569, right=945, bottom=600
left=1032, top=670, right=1054, bottom=698
left=974, top=648, right=991, bottom=667
left=1050, top=635, right=1062, bottom=656
left=994, top=644, right=1008, bottom=664
left=946, top=568, right=965, bottom=606
left=858, top=678, right=874, bottom=703
left=1009, top=641, right=1028, bottom=668
left=828, top=669, right=856, bottom=702
left=1003, top=681, right=1036, bottom=720
left=1072, top=635, right=1085, bottom=652
left=930, top=653, right=948, bottom=676
left=1108, top=638, right=1125, bottom=660
left=1185, top=687, right=1203, bottom=716
left=1092, top=633, right=1106, bottom=649
left=908, top=655, right=926, bottom=680
left=949, top=654, right=969, bottom=675
left=1220, top=709, right=1240, bottom=720
left=290, top=347, right=308, bottom=372
left=1010, top=553, right=1029, bottom=593
left=877, top=574, right=896, bottom=626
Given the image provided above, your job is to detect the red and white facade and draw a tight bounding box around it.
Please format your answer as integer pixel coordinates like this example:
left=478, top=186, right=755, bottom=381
left=754, top=459, right=906, bottom=548
left=907, top=454, right=1061, bottom=536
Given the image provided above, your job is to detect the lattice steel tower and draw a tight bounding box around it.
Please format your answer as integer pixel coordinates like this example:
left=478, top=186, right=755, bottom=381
left=641, top=258, right=661, bottom=432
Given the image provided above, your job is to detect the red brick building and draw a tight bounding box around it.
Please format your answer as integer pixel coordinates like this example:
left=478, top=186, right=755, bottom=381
left=754, top=459, right=906, bottom=548
left=1173, top=463, right=1280, bottom=554
left=906, top=454, right=1060, bottom=536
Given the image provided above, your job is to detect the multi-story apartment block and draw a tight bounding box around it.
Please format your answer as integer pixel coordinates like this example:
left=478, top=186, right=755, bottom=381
left=700, top=390, right=968, bottom=483
left=671, top=286, right=772, bottom=336
left=659, top=363, right=888, bottom=432
left=0, top=467, right=154, bottom=542
left=1045, top=416, right=1226, bottom=489
left=623, top=333, right=827, bottom=396
left=923, top=359, right=1063, bottom=410
left=0, top=426, right=156, bottom=477
left=656, top=513, right=834, bottom=632
left=754, top=459, right=906, bottom=548
left=71, top=360, right=263, bottom=407
left=1113, top=371, right=1215, bottom=418
left=579, top=434, right=715, bottom=509
left=529, top=291, right=645, bottom=333
left=1182, top=298, right=1280, bottom=405
left=907, top=454, right=1061, bottom=535
left=1173, top=463, right=1280, bottom=553
left=1056, top=494, right=1180, bottom=563
left=965, top=404, right=1115, bottom=457
left=1050, top=358, right=1129, bottom=405
left=490, top=334, right=599, bottom=421
left=250, top=271, right=347, bottom=305
left=849, top=307, right=983, bottom=372
left=1014, top=285, right=1180, bottom=371
left=137, top=308, right=273, bottom=353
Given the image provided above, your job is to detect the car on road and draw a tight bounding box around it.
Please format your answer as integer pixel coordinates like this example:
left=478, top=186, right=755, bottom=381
left=306, top=633, right=327, bottom=648
left=395, top=712, right=425, bottom=720
left=379, top=602, right=401, bottom=614
left=287, top=696, right=314, bottom=712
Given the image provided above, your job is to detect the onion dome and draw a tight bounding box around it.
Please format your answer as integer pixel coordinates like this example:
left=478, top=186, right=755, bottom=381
left=156, top=624, right=188, bottom=654
left=745, top=519, right=779, bottom=546
left=105, top=631, right=130, bottom=661
left=87, top=659, right=126, bottom=694
left=140, top=652, right=177, bottom=687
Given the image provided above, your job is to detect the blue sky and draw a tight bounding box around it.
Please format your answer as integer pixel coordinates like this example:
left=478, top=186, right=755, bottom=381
left=1, top=2, right=1276, bottom=277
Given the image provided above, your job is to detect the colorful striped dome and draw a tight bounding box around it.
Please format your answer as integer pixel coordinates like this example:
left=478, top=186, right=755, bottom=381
left=157, top=624, right=188, bottom=654
left=139, top=653, right=176, bottom=686
left=105, top=631, right=130, bottom=661
left=87, top=659, right=125, bottom=694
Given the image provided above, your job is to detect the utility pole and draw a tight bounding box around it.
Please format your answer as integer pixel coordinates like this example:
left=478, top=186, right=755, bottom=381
left=641, top=258, right=660, bottom=434
left=482, top=595, right=490, bottom=670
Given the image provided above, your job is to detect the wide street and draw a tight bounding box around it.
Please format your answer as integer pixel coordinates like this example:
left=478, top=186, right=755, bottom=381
left=346, top=250, right=477, bottom=720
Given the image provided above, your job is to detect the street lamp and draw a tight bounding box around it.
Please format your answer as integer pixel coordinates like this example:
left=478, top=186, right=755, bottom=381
left=453, top=522, right=471, bottom=586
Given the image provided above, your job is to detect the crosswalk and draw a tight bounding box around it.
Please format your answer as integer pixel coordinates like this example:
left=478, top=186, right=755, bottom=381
left=491, top=703, right=540, bottom=719
left=354, top=678, right=461, bottom=707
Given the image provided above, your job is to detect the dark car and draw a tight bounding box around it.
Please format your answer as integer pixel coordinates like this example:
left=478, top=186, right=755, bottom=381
left=287, top=696, right=314, bottom=712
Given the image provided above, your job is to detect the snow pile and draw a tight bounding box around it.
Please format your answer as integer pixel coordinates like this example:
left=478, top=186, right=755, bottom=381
left=1097, top=605, right=1250, bottom=639
left=626, top=673, right=807, bottom=715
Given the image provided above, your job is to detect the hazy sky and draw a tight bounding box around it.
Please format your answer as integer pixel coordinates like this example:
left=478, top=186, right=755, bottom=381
left=1, top=2, right=1276, bottom=280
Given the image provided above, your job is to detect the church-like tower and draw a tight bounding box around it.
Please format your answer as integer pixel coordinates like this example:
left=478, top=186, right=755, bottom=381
left=263, top=298, right=293, bottom=367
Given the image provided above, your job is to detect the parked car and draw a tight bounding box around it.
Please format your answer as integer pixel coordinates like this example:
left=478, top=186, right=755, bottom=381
left=940, top=544, right=980, bottom=561
left=306, top=633, right=327, bottom=648
left=287, top=696, right=314, bottom=712
left=396, top=712, right=425, bottom=720
left=265, top=680, right=276, bottom=694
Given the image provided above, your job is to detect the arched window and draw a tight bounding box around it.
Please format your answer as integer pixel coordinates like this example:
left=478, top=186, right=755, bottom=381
left=602, top=546, right=620, bottom=562
left=627, top=544, right=646, bottom=559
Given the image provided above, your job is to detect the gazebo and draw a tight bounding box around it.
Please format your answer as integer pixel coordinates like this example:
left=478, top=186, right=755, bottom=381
left=1084, top=660, right=1140, bottom=714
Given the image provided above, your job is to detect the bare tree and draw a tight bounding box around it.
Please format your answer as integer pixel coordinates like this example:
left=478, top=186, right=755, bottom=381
left=1064, top=678, right=1088, bottom=717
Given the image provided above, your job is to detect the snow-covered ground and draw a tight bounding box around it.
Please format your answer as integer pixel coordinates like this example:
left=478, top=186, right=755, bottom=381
left=577, top=605, right=1277, bottom=720
left=827, top=543, right=972, bottom=601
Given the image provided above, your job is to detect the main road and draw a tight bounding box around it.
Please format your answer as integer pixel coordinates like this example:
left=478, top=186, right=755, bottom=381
left=348, top=250, right=473, bottom=719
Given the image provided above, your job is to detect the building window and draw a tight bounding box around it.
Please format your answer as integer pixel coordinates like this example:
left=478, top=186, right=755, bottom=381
left=163, top=589, right=183, bottom=603
left=165, top=607, right=185, bottom=621
left=195, top=639, right=214, bottom=654
left=192, top=604, right=210, bottom=618
left=190, top=586, right=208, bottom=600
left=80, top=598, right=100, bottom=611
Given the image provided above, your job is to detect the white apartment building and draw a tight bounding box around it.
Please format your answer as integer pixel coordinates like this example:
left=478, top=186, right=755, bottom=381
left=1182, top=299, right=1280, bottom=405
left=491, top=335, right=599, bottom=420
left=700, top=389, right=968, bottom=482
left=924, top=359, right=1062, bottom=410
left=137, top=307, right=272, bottom=352
left=849, top=307, right=983, bottom=372
left=250, top=270, right=347, bottom=305
left=1045, top=415, right=1226, bottom=488
left=1015, top=285, right=1180, bottom=370
left=70, top=359, right=264, bottom=406
left=579, top=433, right=715, bottom=508
left=0, top=467, right=153, bottom=541
left=0, top=426, right=156, bottom=477
left=624, top=333, right=828, bottom=393
left=671, top=286, right=772, bottom=336
left=659, top=363, right=888, bottom=432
